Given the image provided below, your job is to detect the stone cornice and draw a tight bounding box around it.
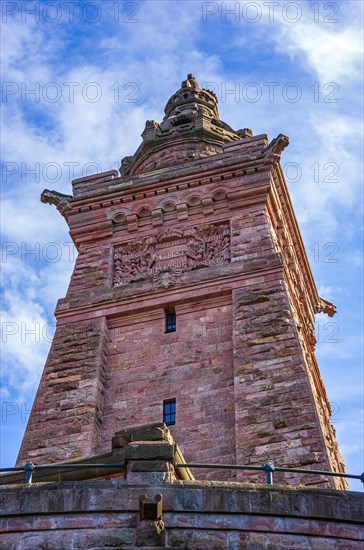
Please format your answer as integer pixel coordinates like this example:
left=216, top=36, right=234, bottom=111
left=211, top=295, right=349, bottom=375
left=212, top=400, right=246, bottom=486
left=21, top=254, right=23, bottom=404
left=69, top=134, right=270, bottom=202
left=70, top=156, right=269, bottom=206
left=267, top=161, right=326, bottom=319
left=68, top=182, right=270, bottom=246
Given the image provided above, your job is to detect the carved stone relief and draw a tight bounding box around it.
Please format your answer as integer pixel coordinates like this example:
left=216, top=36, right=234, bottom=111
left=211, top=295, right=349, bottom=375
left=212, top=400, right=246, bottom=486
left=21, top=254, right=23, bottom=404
left=113, top=223, right=230, bottom=287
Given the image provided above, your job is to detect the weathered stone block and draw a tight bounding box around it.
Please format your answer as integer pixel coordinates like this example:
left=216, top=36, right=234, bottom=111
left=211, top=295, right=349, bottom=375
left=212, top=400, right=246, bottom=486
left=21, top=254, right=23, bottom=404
left=135, top=519, right=165, bottom=547
left=125, top=442, right=175, bottom=461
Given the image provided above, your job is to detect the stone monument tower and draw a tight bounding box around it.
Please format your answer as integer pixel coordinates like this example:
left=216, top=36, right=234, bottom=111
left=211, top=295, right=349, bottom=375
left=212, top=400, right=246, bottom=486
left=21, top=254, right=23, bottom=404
left=17, top=75, right=346, bottom=489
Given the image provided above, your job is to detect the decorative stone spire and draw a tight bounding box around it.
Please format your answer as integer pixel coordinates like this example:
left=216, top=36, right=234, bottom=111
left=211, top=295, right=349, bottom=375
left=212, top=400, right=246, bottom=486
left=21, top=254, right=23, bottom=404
left=181, top=73, right=199, bottom=88
left=163, top=73, right=220, bottom=121
left=120, top=74, right=246, bottom=177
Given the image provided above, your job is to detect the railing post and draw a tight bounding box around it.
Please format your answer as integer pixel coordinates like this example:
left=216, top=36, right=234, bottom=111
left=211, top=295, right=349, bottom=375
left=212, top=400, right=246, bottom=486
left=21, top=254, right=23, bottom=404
left=24, top=462, right=35, bottom=485
left=263, top=461, right=275, bottom=485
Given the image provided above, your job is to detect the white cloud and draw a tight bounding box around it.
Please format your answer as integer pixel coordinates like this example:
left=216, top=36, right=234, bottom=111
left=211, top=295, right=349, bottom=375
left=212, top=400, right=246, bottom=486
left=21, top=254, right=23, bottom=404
left=1, top=280, right=51, bottom=399
left=267, top=0, right=363, bottom=84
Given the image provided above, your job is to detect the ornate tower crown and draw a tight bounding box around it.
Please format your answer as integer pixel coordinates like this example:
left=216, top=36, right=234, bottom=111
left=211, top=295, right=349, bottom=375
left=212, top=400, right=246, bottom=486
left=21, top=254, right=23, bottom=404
left=163, top=73, right=220, bottom=120
left=120, top=74, right=247, bottom=177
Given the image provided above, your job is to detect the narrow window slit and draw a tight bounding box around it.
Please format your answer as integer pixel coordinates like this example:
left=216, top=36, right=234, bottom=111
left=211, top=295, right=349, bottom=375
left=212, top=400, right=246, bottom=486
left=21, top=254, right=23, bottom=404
left=165, top=309, right=176, bottom=333
left=163, top=399, right=176, bottom=426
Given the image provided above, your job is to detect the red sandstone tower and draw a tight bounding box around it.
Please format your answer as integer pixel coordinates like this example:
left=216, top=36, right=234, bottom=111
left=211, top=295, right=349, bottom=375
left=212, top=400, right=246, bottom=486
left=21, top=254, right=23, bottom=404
left=17, top=75, right=346, bottom=489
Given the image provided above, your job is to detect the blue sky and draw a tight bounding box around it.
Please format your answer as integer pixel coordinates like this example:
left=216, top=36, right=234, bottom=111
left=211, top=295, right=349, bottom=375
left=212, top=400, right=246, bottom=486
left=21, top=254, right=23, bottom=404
left=1, top=0, right=363, bottom=490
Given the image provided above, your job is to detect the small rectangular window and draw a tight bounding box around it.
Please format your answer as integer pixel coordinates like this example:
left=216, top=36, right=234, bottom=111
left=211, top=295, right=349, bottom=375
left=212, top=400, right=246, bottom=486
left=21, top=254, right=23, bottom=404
left=163, top=399, right=176, bottom=426
left=165, top=309, right=176, bottom=332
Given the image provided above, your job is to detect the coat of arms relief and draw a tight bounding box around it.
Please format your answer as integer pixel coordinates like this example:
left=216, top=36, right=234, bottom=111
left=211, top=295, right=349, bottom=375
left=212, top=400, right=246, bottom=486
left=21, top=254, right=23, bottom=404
left=113, top=223, right=230, bottom=288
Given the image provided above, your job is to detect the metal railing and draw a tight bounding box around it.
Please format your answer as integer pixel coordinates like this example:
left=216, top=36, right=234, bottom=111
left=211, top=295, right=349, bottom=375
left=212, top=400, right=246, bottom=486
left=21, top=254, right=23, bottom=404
left=174, top=462, right=364, bottom=486
left=0, top=460, right=362, bottom=487
left=0, top=462, right=125, bottom=485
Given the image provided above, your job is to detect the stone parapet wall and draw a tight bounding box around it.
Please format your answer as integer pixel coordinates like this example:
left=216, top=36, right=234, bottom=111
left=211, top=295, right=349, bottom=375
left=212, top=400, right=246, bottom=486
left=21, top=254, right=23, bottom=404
left=1, top=480, right=363, bottom=549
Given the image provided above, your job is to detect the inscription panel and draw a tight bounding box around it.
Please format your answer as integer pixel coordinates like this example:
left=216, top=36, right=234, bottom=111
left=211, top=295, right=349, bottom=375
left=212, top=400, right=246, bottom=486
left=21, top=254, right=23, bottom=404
left=113, top=223, right=230, bottom=287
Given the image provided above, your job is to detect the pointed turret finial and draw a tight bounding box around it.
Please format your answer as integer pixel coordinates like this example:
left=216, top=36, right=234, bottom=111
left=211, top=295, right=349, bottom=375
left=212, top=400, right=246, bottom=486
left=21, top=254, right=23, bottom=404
left=181, top=74, right=199, bottom=89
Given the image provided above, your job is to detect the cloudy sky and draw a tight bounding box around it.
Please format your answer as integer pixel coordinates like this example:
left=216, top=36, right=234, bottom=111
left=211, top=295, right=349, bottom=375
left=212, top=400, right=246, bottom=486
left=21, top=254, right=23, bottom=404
left=1, top=0, right=363, bottom=489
